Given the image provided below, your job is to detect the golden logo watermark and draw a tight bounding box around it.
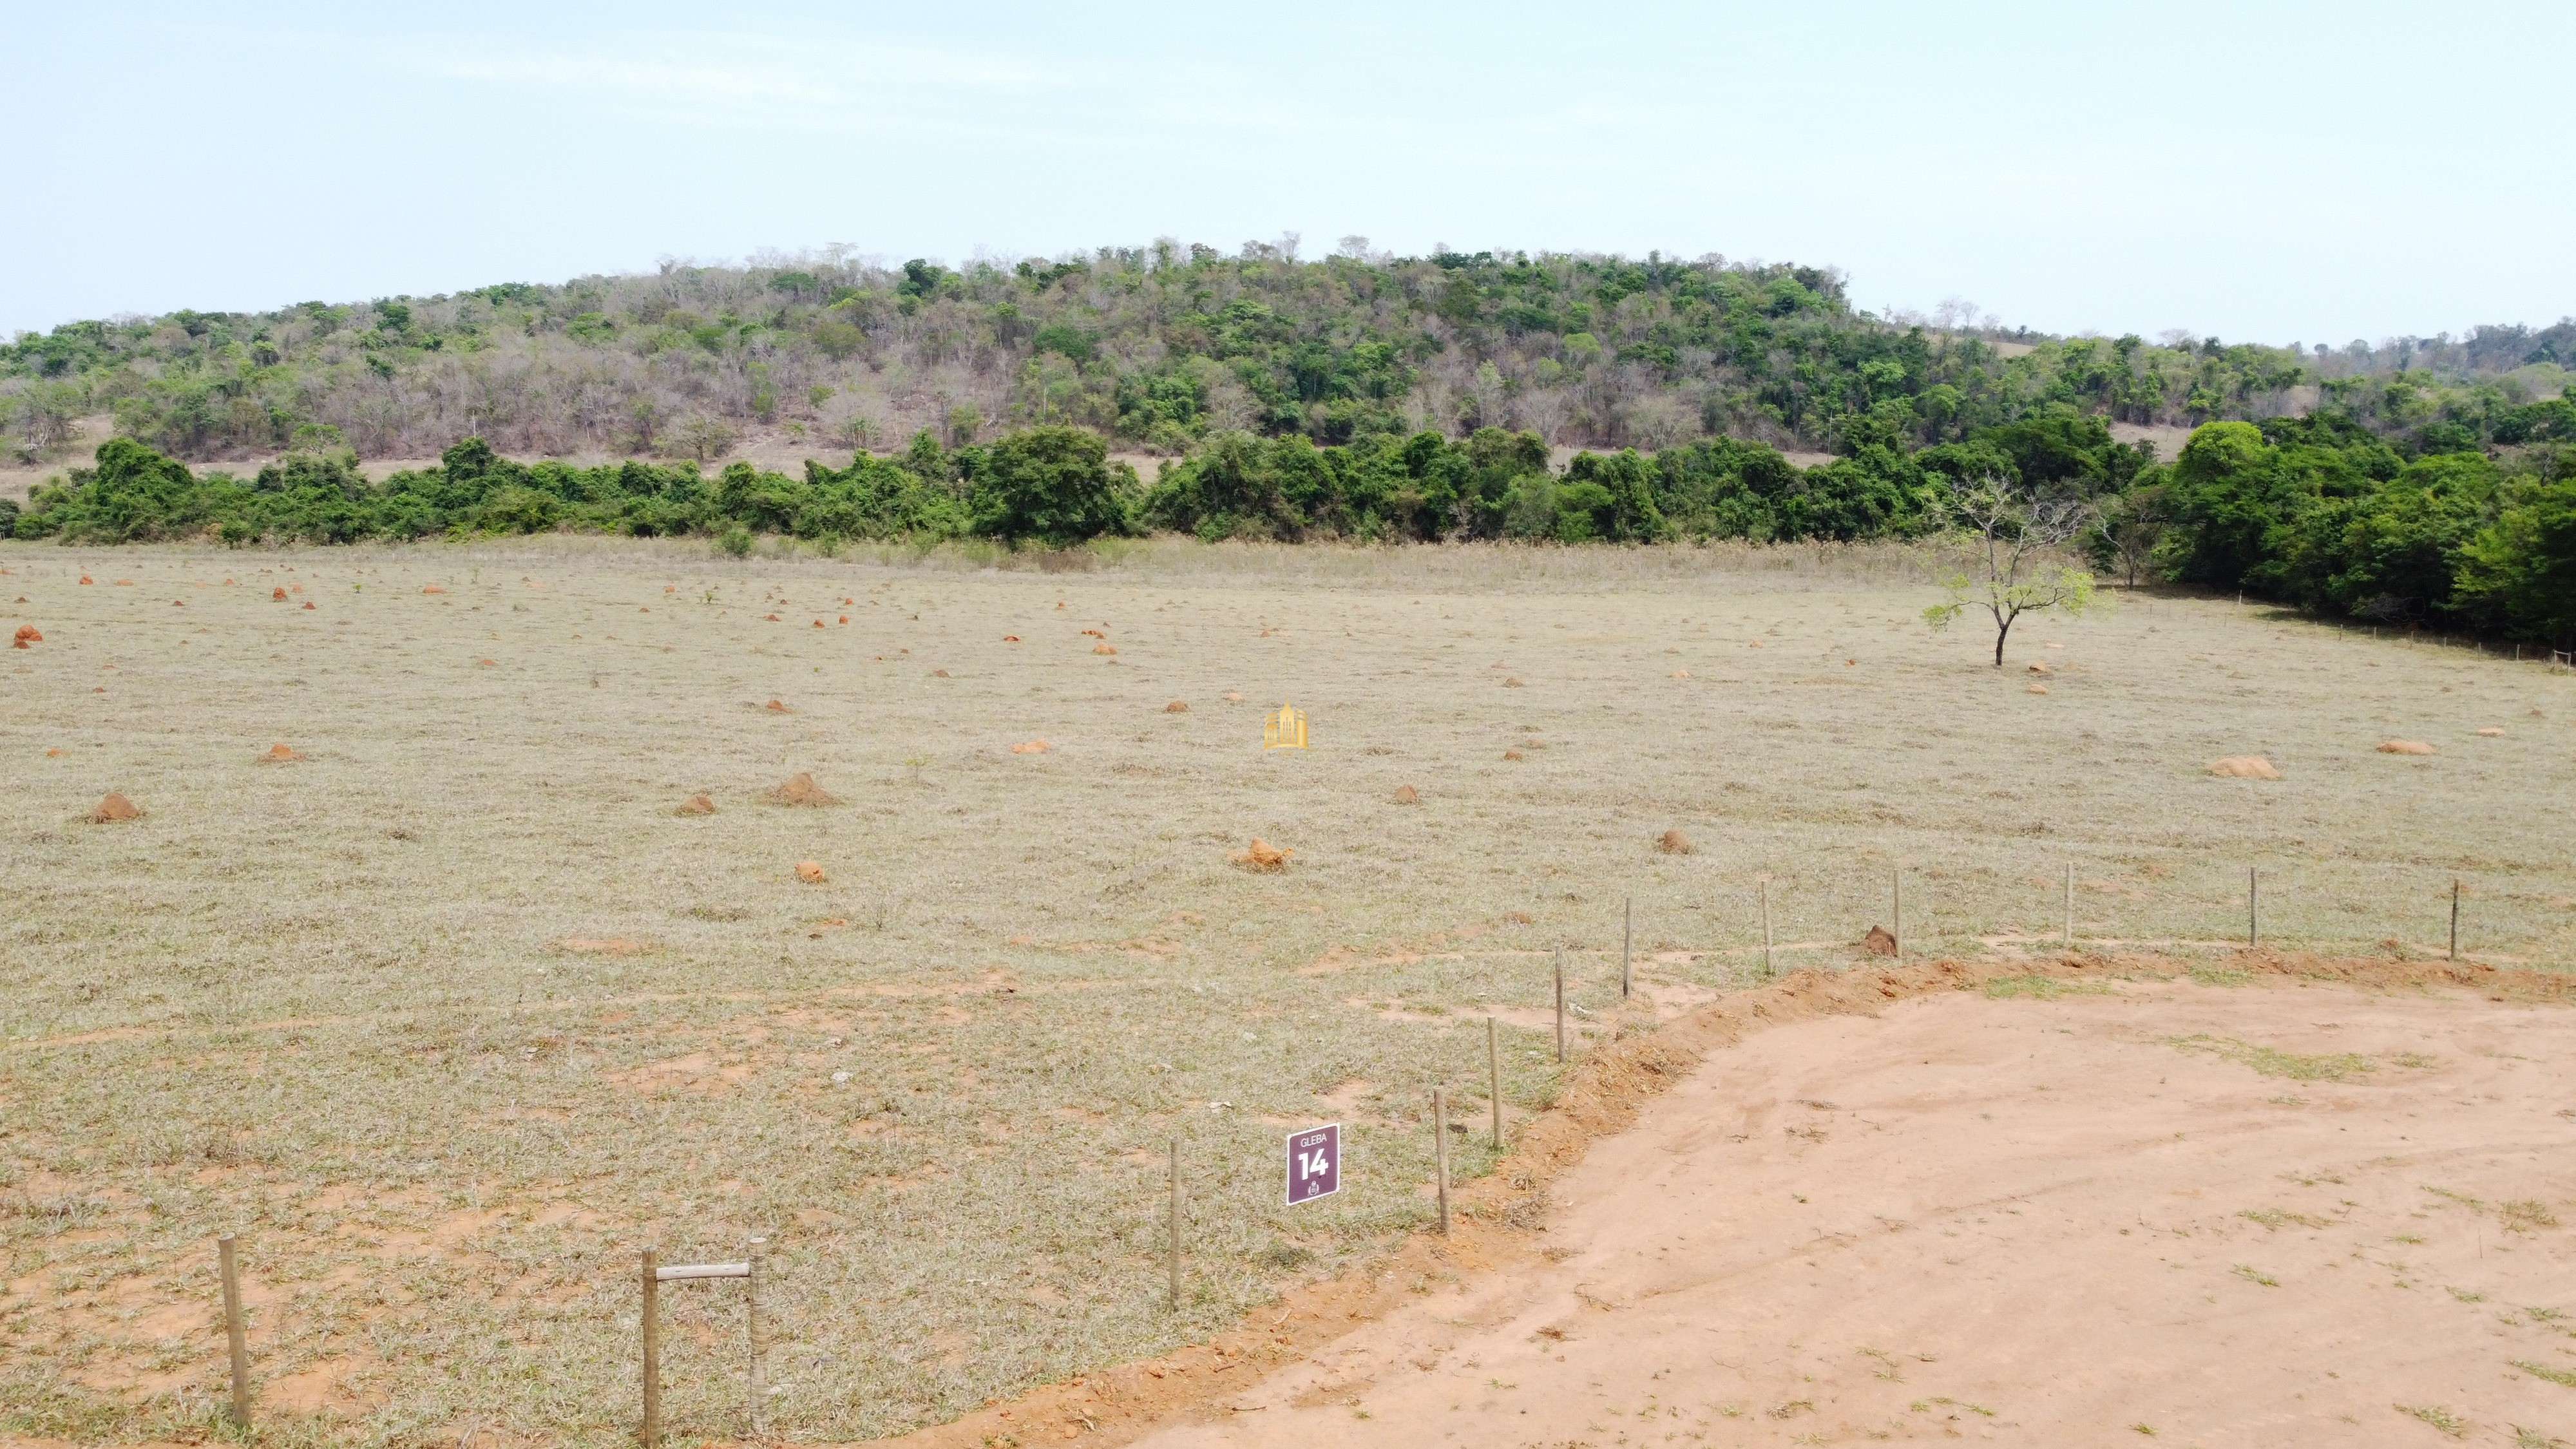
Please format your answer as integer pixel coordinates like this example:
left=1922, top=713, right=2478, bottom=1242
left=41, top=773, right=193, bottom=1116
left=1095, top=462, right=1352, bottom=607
left=1263, top=701, right=1308, bottom=750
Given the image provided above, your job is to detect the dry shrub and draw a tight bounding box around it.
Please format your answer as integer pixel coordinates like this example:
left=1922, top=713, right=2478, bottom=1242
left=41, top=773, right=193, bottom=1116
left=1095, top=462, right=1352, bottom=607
left=677, top=794, right=716, bottom=815
left=2207, top=757, right=2280, bottom=779
left=795, top=860, right=827, bottom=884
left=1657, top=828, right=1692, bottom=855
left=2477, top=727, right=2504, bottom=737
left=1009, top=739, right=1053, bottom=754
left=768, top=773, right=837, bottom=806
left=1165, top=700, right=1190, bottom=713
left=1861, top=925, right=1897, bottom=956
left=1393, top=784, right=1420, bottom=804
left=2378, top=739, right=2436, bottom=755
left=1228, top=838, right=1292, bottom=870
left=260, top=744, right=302, bottom=764
left=90, top=793, right=140, bottom=824
left=766, top=699, right=791, bottom=712
left=12, top=625, right=38, bottom=648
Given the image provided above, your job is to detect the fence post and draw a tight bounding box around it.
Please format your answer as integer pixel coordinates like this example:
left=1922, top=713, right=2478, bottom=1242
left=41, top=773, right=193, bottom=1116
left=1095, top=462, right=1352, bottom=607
left=747, top=1236, right=766, bottom=1440
left=1486, top=1016, right=1502, bottom=1150
left=2063, top=862, right=2074, bottom=949
left=2450, top=880, right=2461, bottom=962
left=1621, top=896, right=1632, bottom=999
left=1433, top=1088, right=1451, bottom=1234
left=1552, top=947, right=1566, bottom=1063
left=641, top=1245, right=662, bottom=1447
left=1893, top=869, right=1903, bottom=958
left=1759, top=877, right=1773, bottom=979
left=218, top=1235, right=251, bottom=1432
left=2248, top=867, right=2259, bottom=948
left=1167, top=1137, right=1183, bottom=1307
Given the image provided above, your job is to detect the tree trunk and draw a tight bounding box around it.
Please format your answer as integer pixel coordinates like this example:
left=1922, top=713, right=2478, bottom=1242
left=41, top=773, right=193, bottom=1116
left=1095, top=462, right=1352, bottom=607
left=1992, top=613, right=2012, bottom=667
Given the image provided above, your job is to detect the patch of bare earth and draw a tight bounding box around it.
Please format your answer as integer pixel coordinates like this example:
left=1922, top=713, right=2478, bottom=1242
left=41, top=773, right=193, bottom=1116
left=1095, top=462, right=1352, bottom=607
left=892, top=954, right=2576, bottom=1449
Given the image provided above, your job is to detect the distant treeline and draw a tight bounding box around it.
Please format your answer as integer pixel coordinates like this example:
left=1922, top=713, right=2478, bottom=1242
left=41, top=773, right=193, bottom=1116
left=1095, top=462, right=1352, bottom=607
left=8, top=244, right=2571, bottom=473
left=11, top=406, right=2570, bottom=646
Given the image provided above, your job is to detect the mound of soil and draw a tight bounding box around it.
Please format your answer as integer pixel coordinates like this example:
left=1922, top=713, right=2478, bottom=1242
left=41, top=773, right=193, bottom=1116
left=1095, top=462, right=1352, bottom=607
left=2378, top=739, right=2436, bottom=755
left=1657, top=828, right=1692, bottom=854
left=2027, top=683, right=2048, bottom=694
left=1860, top=923, right=1897, bottom=955
left=677, top=794, right=716, bottom=815
left=766, top=699, right=791, bottom=713
left=272, top=587, right=287, bottom=600
left=260, top=744, right=302, bottom=763
left=2208, top=756, right=2280, bottom=778
left=1165, top=700, right=1190, bottom=713
left=1229, top=838, right=1292, bottom=870
left=1010, top=739, right=1053, bottom=754
left=1094, top=643, right=1118, bottom=655
left=1393, top=784, right=1420, bottom=804
left=795, top=860, right=827, bottom=883
left=12, top=625, right=38, bottom=647
left=768, top=773, right=837, bottom=806
left=90, top=793, right=140, bottom=824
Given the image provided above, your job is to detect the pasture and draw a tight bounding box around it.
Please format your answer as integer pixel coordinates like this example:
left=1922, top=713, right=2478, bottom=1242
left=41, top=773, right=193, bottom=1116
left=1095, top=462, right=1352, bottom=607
left=1, top=536, right=2570, bottom=1444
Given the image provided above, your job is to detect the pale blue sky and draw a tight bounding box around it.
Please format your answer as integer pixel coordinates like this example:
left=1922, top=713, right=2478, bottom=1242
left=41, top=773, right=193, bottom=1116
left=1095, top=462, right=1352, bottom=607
left=8, top=1, right=2570, bottom=345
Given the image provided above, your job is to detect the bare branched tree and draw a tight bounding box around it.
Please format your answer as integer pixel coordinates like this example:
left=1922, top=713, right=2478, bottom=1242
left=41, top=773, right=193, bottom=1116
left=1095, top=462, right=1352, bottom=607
left=1923, top=476, right=2101, bottom=666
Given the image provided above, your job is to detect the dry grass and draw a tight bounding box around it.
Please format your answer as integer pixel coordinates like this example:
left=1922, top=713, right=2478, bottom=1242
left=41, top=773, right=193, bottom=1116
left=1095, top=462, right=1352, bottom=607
left=1, top=536, right=2571, bottom=1444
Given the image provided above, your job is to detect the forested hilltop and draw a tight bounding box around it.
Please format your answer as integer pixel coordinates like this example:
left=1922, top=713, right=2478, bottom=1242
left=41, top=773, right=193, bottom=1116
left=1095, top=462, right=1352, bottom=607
left=5, top=243, right=2571, bottom=647
left=10, top=242, right=2573, bottom=466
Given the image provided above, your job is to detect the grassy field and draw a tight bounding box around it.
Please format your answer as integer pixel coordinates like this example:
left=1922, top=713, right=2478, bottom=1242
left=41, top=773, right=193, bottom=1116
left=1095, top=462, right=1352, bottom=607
left=2, top=536, right=2571, bottom=1444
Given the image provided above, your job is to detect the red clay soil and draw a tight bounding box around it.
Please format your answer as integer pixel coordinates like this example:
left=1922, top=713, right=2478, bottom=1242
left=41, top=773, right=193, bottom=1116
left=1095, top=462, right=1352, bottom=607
left=867, top=950, right=2576, bottom=1449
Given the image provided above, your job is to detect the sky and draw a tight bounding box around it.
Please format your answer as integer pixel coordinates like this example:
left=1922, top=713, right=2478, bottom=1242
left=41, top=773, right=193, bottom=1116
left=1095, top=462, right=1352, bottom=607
left=8, top=0, right=2571, bottom=345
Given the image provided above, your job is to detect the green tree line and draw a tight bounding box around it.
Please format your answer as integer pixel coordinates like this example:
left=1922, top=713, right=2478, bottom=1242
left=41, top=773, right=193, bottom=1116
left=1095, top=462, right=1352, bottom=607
left=14, top=406, right=2568, bottom=649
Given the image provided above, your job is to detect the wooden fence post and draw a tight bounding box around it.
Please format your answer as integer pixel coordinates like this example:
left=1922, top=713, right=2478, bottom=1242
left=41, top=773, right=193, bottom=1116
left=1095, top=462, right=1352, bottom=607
left=1759, top=877, right=1773, bottom=979
left=2063, top=862, right=2074, bottom=949
left=1552, top=947, right=1566, bottom=1063
left=1486, top=1017, right=1502, bottom=1150
left=1167, top=1137, right=1183, bottom=1307
left=2248, top=867, right=2260, bottom=948
left=1893, top=869, right=1903, bottom=958
left=640, top=1245, right=661, bottom=1447
left=747, top=1236, right=766, bottom=1440
left=218, top=1234, right=251, bottom=1432
left=1433, top=1087, right=1451, bottom=1234
left=1621, top=896, right=1632, bottom=999
left=2450, top=880, right=2461, bottom=961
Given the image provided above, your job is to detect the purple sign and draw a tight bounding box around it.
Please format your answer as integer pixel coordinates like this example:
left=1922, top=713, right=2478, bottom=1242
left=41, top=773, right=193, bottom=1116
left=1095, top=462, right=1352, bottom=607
left=1286, top=1124, right=1340, bottom=1205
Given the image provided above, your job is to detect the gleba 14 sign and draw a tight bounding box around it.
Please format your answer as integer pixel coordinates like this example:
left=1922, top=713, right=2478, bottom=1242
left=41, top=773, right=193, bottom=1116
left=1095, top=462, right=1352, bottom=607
left=1286, top=1124, right=1340, bottom=1205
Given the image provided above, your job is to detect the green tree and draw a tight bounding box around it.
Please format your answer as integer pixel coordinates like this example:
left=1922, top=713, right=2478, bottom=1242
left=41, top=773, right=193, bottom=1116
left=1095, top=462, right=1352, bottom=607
left=969, top=426, right=1138, bottom=547
left=1923, top=475, right=2101, bottom=665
